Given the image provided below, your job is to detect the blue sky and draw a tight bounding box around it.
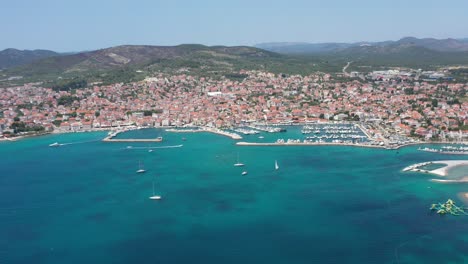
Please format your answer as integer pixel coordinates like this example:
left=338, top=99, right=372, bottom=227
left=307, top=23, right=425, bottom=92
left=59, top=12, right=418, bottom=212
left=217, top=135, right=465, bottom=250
left=2, top=0, right=467, bottom=52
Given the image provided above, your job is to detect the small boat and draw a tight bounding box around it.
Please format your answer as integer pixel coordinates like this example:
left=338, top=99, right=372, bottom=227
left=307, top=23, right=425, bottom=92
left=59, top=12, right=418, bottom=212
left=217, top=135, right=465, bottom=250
left=182, top=137, right=187, bottom=141
left=258, top=136, right=264, bottom=139
left=275, top=160, right=279, bottom=170
left=136, top=161, right=146, bottom=173
left=49, top=142, right=60, bottom=147
left=148, top=149, right=153, bottom=152
left=149, top=181, right=161, bottom=200
left=234, top=152, right=245, bottom=167
left=241, top=171, right=248, bottom=176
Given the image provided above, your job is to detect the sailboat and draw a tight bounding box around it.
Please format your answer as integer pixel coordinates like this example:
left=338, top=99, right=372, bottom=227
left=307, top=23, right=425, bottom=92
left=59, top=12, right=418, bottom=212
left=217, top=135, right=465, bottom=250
left=149, top=181, right=161, bottom=200
left=234, top=152, right=245, bottom=167
left=136, top=161, right=146, bottom=173
left=275, top=160, right=279, bottom=170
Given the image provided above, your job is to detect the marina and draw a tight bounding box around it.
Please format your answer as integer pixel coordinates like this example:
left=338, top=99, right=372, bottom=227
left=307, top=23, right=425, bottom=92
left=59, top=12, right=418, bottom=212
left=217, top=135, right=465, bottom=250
left=166, top=127, right=242, bottom=140
left=418, top=145, right=468, bottom=155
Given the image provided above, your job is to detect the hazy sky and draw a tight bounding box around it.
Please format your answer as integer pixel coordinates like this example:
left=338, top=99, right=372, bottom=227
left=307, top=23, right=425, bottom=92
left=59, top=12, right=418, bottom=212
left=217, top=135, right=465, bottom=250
left=2, top=0, right=467, bottom=52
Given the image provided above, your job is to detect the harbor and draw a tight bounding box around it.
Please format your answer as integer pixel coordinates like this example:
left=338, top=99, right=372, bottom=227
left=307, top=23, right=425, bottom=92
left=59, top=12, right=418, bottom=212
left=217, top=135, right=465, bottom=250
left=236, top=140, right=397, bottom=149
left=418, top=145, right=468, bottom=155
left=166, top=127, right=242, bottom=140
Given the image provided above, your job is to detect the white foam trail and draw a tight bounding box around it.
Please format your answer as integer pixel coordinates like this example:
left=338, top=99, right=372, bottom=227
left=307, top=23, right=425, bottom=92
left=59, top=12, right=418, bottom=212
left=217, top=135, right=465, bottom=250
left=123, top=144, right=183, bottom=150
left=59, top=139, right=102, bottom=146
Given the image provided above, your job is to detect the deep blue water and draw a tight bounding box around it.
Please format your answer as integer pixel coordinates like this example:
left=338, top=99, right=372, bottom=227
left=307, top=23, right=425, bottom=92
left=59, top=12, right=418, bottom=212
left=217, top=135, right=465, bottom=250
left=1, top=128, right=467, bottom=264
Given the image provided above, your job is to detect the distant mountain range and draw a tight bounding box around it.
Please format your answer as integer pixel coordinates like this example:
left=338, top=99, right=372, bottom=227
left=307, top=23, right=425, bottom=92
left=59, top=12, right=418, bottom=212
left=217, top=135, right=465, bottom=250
left=2, top=37, right=468, bottom=86
left=256, top=37, right=468, bottom=54
left=0, top=48, right=59, bottom=69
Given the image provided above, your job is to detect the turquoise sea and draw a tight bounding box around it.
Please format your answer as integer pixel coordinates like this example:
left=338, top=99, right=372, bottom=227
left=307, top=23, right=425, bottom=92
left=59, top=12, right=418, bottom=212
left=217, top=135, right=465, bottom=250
left=1, top=127, right=468, bottom=264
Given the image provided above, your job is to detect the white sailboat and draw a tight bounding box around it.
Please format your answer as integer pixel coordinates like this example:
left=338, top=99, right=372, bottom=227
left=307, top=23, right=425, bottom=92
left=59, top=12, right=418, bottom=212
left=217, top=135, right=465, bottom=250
left=234, top=152, right=245, bottom=167
left=149, top=181, right=161, bottom=200
left=275, top=160, right=279, bottom=170
left=136, top=161, right=146, bottom=173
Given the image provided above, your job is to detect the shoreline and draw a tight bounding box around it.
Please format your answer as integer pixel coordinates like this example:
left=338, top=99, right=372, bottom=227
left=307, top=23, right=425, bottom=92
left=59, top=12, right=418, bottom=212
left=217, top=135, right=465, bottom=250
left=165, top=127, right=242, bottom=140
left=2, top=124, right=467, bottom=148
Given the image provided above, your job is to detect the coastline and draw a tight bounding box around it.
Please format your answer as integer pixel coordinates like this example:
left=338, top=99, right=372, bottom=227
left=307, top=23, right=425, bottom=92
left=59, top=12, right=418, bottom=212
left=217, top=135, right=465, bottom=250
left=2, top=124, right=467, bottom=149
left=165, top=127, right=242, bottom=140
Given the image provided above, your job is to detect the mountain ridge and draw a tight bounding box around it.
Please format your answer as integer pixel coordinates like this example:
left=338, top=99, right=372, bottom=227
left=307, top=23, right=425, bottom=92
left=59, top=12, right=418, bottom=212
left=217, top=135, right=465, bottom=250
left=256, top=37, right=468, bottom=54
left=0, top=48, right=60, bottom=69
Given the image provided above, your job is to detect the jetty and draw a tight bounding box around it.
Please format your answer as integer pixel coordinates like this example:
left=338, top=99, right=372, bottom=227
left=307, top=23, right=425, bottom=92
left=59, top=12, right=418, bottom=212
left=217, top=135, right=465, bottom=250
left=102, top=130, right=163, bottom=142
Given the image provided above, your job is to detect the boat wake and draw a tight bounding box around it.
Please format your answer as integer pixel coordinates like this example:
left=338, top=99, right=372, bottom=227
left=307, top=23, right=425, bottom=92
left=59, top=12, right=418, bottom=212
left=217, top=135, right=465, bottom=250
left=49, top=138, right=101, bottom=147
left=123, top=144, right=183, bottom=150
left=62, top=139, right=102, bottom=145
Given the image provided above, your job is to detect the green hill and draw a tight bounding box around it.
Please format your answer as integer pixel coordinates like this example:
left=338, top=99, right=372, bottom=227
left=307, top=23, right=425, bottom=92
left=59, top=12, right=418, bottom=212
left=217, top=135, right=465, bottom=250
left=0, top=48, right=59, bottom=69
left=2, top=44, right=334, bottom=86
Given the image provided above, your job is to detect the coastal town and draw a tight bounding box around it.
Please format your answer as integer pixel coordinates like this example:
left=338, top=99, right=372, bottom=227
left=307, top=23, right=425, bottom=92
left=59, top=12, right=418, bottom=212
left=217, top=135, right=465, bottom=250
left=1, top=70, right=467, bottom=147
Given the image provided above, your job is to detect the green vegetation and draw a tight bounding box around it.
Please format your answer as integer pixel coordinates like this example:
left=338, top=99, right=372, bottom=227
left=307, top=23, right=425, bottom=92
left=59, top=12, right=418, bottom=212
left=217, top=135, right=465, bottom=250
left=2, top=44, right=468, bottom=87
left=224, top=73, right=249, bottom=81
left=10, top=121, right=45, bottom=133
left=404, top=88, right=414, bottom=95
left=52, top=120, right=62, bottom=126
left=143, top=109, right=163, bottom=116
left=57, top=95, right=79, bottom=106
left=51, top=78, right=87, bottom=91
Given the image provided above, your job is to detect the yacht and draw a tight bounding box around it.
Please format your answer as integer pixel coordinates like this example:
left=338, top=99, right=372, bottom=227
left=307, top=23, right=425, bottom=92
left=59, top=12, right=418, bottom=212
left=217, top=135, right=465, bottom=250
left=136, top=161, right=146, bottom=173
left=234, top=153, right=245, bottom=167
left=149, top=181, right=161, bottom=200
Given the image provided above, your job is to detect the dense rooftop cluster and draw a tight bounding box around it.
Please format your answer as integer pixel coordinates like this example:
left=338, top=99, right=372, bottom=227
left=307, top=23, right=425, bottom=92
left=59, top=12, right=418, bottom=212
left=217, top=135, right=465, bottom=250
left=0, top=70, right=467, bottom=140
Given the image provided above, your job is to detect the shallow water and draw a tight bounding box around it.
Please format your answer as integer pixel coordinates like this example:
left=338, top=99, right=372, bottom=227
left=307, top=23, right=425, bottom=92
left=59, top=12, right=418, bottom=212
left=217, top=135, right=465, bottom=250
left=1, top=129, right=467, bottom=264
